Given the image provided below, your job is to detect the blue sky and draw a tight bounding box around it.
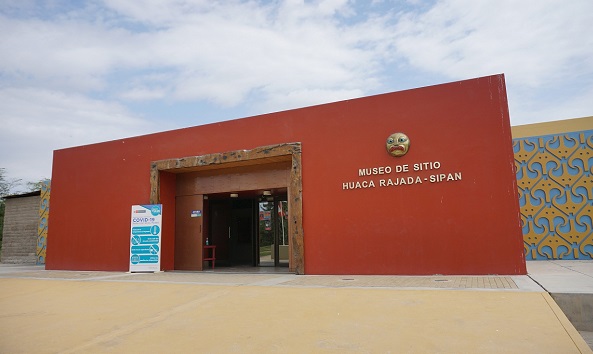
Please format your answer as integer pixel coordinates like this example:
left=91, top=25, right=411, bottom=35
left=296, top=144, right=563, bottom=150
left=1, top=0, right=592, bottom=188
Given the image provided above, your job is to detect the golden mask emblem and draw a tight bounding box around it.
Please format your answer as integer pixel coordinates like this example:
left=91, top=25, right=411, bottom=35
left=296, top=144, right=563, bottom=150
left=386, top=133, right=410, bottom=157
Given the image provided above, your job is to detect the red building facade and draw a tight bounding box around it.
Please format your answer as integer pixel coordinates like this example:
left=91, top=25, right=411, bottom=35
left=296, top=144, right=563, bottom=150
left=47, top=74, right=527, bottom=275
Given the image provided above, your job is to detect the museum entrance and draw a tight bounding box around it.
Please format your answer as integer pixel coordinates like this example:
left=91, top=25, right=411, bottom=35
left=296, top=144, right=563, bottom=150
left=208, top=194, right=289, bottom=268
left=152, top=143, right=303, bottom=273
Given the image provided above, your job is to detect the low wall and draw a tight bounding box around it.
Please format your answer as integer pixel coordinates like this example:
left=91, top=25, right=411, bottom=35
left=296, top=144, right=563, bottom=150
left=1, top=193, right=40, bottom=264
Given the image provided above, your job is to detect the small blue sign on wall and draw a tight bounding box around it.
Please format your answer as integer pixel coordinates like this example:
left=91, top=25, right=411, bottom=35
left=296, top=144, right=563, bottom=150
left=190, top=210, right=202, bottom=218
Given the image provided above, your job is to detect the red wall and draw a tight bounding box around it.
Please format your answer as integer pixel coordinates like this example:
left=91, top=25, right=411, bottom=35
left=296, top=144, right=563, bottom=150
left=47, top=74, right=526, bottom=275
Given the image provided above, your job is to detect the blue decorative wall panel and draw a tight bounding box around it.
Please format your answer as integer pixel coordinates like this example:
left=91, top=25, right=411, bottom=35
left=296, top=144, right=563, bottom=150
left=514, top=130, right=593, bottom=260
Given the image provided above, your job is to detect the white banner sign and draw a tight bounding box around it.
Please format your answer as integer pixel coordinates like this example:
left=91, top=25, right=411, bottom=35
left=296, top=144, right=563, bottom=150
left=129, top=204, right=162, bottom=272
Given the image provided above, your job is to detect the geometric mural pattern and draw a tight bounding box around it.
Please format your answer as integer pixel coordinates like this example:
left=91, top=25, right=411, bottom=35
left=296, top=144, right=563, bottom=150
left=36, top=179, right=50, bottom=265
left=514, top=130, right=593, bottom=260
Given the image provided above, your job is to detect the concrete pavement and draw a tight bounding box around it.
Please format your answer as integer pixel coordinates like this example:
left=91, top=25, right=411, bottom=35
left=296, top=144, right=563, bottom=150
left=526, top=260, right=593, bottom=343
left=527, top=260, right=593, bottom=294
left=0, top=263, right=591, bottom=353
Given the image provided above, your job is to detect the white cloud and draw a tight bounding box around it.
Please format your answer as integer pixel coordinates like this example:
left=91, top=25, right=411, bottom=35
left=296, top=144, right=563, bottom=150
left=112, top=0, right=392, bottom=109
left=0, top=87, right=162, bottom=184
left=509, top=85, right=593, bottom=125
left=119, top=87, right=168, bottom=101
left=391, top=0, right=593, bottom=125
left=393, top=0, right=593, bottom=87
left=0, top=16, right=113, bottom=91
left=258, top=87, right=366, bottom=113
left=1, top=1, right=395, bottom=108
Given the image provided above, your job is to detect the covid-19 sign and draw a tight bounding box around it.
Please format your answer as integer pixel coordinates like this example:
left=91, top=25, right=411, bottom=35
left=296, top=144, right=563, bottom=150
left=129, top=204, right=162, bottom=272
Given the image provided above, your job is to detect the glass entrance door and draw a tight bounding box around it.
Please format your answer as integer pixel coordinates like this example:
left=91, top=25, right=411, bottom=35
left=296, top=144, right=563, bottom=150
left=275, top=199, right=289, bottom=267
left=258, top=197, right=288, bottom=267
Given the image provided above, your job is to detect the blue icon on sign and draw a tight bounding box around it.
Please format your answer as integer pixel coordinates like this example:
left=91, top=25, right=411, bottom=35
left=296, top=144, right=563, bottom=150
left=151, top=206, right=161, bottom=216
left=150, top=225, right=160, bottom=235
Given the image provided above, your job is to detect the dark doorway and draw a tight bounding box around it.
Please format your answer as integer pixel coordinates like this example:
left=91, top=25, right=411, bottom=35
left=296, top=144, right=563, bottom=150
left=230, top=199, right=255, bottom=265
left=209, top=198, right=256, bottom=267
left=207, top=195, right=288, bottom=269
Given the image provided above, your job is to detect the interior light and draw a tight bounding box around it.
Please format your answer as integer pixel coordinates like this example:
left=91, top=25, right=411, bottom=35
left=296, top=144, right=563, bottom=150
left=263, top=191, right=272, bottom=196
left=230, top=193, right=239, bottom=198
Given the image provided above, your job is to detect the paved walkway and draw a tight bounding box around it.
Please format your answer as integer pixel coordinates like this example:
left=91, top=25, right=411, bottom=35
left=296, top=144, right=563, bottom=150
left=0, top=262, right=591, bottom=353
left=526, top=260, right=593, bottom=349
left=527, top=260, right=593, bottom=293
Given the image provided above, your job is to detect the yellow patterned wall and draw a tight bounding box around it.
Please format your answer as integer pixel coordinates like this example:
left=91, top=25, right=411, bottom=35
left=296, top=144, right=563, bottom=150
left=36, top=180, right=50, bottom=264
left=514, top=130, right=593, bottom=260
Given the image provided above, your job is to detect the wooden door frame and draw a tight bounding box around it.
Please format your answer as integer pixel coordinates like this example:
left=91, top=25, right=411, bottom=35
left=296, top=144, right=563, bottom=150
left=149, top=143, right=304, bottom=274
